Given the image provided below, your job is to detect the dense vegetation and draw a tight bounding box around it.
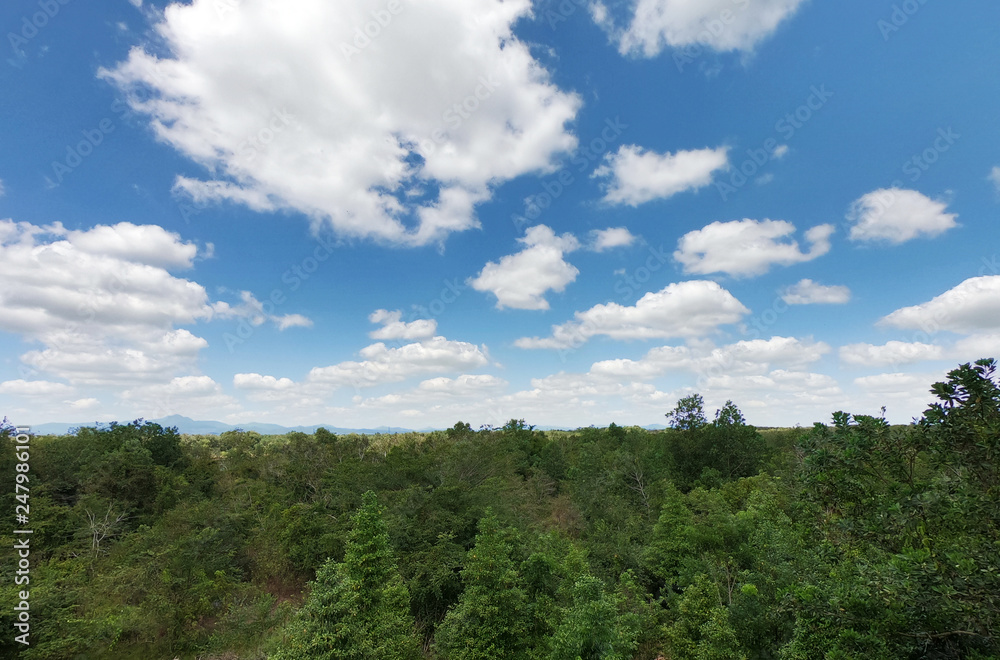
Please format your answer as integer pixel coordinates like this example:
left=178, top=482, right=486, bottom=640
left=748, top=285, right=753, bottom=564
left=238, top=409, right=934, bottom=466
left=2, top=359, right=998, bottom=659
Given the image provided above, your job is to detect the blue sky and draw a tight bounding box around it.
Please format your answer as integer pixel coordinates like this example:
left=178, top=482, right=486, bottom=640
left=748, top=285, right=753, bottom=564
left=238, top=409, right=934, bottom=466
left=2, top=0, right=999, bottom=429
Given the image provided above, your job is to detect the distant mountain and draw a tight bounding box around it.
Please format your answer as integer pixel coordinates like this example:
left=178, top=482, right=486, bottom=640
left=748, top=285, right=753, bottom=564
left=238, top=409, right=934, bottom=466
left=25, top=415, right=670, bottom=436
left=26, top=415, right=416, bottom=436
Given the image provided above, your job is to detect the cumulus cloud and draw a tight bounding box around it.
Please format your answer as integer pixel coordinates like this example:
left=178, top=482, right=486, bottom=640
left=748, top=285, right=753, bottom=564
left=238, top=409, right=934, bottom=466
left=781, top=279, right=851, bottom=305
left=307, top=336, right=490, bottom=388
left=358, top=374, right=508, bottom=410
left=599, top=0, right=808, bottom=57
left=675, top=219, right=834, bottom=277
left=120, top=376, right=242, bottom=419
left=102, top=0, right=581, bottom=247
left=0, top=219, right=304, bottom=386
left=591, top=336, right=829, bottom=379
left=878, top=276, right=1000, bottom=334
left=0, top=380, right=75, bottom=397
left=515, top=280, right=748, bottom=349
left=233, top=373, right=297, bottom=391
left=468, top=225, right=581, bottom=310
left=847, top=189, right=958, bottom=244
left=592, top=145, right=729, bottom=206
left=65, top=222, right=199, bottom=269
left=368, top=309, right=437, bottom=341
left=840, top=341, right=945, bottom=367
left=213, top=291, right=313, bottom=331
left=588, top=227, right=637, bottom=252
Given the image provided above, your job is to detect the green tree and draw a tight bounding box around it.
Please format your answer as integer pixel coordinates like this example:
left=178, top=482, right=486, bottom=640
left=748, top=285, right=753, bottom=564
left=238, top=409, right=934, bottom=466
left=435, top=512, right=532, bottom=659
left=547, top=575, right=641, bottom=660
left=273, top=491, right=419, bottom=660
left=664, top=574, right=746, bottom=660
left=666, top=395, right=708, bottom=432
left=706, top=401, right=769, bottom=481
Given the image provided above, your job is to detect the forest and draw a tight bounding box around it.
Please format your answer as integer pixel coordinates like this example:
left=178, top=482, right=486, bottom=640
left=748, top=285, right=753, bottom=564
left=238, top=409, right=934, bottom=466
left=1, top=359, right=998, bottom=659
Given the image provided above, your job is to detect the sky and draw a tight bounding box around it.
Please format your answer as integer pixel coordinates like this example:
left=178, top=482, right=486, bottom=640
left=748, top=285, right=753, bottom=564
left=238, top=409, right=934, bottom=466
left=2, top=0, right=999, bottom=430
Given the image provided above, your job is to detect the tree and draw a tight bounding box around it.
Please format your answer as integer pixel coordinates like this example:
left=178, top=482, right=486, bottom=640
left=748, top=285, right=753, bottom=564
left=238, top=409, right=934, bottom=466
left=666, top=395, right=708, bottom=432
left=435, top=512, right=532, bottom=659
left=707, top=401, right=768, bottom=480
left=664, top=574, right=746, bottom=660
left=273, top=491, right=419, bottom=660
left=547, top=575, right=641, bottom=660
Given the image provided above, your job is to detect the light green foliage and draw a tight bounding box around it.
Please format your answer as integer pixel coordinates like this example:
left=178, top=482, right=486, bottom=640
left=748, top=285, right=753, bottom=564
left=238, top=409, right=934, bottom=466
left=272, top=491, right=419, bottom=660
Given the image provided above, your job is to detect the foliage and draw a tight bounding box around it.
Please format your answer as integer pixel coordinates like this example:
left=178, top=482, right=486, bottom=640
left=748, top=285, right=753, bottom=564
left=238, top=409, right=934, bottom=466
left=272, top=491, right=419, bottom=660
left=2, top=361, right=998, bottom=658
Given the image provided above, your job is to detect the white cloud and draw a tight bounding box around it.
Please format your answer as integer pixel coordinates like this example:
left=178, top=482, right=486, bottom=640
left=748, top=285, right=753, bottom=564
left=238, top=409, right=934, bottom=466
left=515, top=280, right=748, bottom=349
left=592, top=145, right=728, bottom=206
left=213, top=291, right=313, bottom=331
left=591, top=336, right=830, bottom=380
left=358, top=374, right=508, bottom=410
left=605, top=0, right=808, bottom=57
left=0, top=219, right=304, bottom=386
left=852, top=372, right=943, bottom=411
left=307, top=336, right=490, bottom=388
left=120, top=376, right=242, bottom=419
left=368, top=309, right=437, bottom=341
left=847, top=189, right=958, bottom=244
left=589, top=227, right=637, bottom=252
left=66, top=222, right=198, bottom=269
left=953, top=333, right=1000, bottom=360
left=675, top=219, right=834, bottom=277
left=0, top=380, right=74, bottom=397
left=840, top=341, right=945, bottom=367
left=233, top=374, right=297, bottom=391
left=102, top=0, right=581, bottom=247
left=468, top=225, right=581, bottom=310
left=67, top=398, right=101, bottom=411
left=703, top=369, right=841, bottom=397
left=772, top=144, right=790, bottom=159
left=276, top=314, right=313, bottom=331
left=989, top=166, right=1000, bottom=192
left=781, top=279, right=851, bottom=305
left=0, top=180, right=5, bottom=197
left=879, top=276, right=1000, bottom=334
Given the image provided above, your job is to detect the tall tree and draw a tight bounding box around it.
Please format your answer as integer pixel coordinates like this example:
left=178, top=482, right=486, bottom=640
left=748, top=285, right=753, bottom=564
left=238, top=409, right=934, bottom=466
left=273, top=491, right=419, bottom=660
left=435, top=512, right=532, bottom=659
